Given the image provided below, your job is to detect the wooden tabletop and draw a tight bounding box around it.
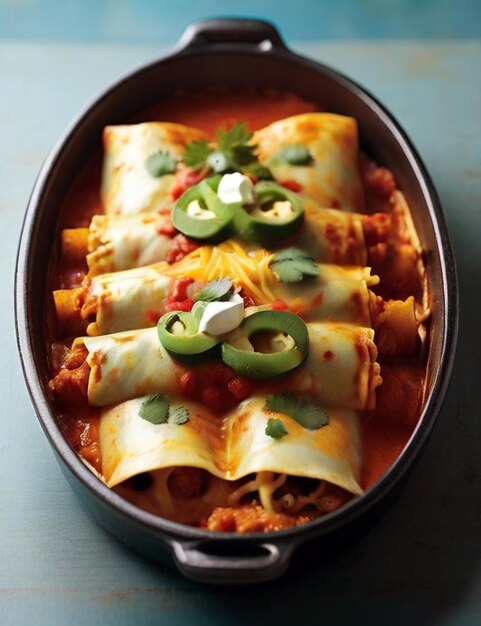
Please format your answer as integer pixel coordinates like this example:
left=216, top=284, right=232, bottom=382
left=2, top=3, right=481, bottom=624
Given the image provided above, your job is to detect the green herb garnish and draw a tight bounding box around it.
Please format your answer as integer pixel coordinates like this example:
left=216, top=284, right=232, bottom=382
left=270, top=247, right=319, bottom=283
left=139, top=395, right=190, bottom=425
left=217, top=122, right=253, bottom=154
left=274, top=144, right=313, bottom=166
left=145, top=150, right=177, bottom=177
left=183, top=122, right=260, bottom=175
left=264, top=394, right=329, bottom=430
left=265, top=418, right=289, bottom=440
left=243, top=161, right=273, bottom=180
left=183, top=138, right=212, bottom=169
left=193, top=278, right=234, bottom=303
left=169, top=405, right=190, bottom=425
left=139, top=394, right=169, bottom=424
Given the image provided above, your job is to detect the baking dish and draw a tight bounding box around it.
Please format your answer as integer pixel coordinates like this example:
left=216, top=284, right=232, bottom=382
left=15, top=18, right=458, bottom=584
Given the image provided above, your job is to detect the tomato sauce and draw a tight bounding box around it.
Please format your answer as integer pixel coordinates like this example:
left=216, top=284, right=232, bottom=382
left=52, top=88, right=426, bottom=520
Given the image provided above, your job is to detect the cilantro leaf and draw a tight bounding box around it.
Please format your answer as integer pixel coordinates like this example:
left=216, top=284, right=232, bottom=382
left=139, top=395, right=190, bottom=426
left=274, top=145, right=313, bottom=166
left=139, top=394, right=169, bottom=424
left=169, top=405, right=190, bottom=425
left=145, top=150, right=177, bottom=177
left=265, top=417, right=289, bottom=439
left=243, top=161, right=273, bottom=180
left=183, top=138, right=213, bottom=169
left=193, top=278, right=234, bottom=303
left=264, top=394, right=329, bottom=430
left=216, top=122, right=253, bottom=152
left=183, top=122, right=262, bottom=176
left=231, top=143, right=257, bottom=166
left=270, top=247, right=320, bottom=283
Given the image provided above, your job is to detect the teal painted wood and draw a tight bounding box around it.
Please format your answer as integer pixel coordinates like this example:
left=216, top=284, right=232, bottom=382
left=1, top=0, right=481, bottom=43
left=2, top=39, right=480, bottom=624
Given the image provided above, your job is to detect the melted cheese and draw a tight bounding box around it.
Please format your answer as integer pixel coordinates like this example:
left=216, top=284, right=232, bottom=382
left=294, top=202, right=368, bottom=266
left=85, top=266, right=172, bottom=335
left=76, top=322, right=380, bottom=410
left=99, top=395, right=362, bottom=499
left=87, top=212, right=172, bottom=275
left=101, top=122, right=207, bottom=215
left=76, top=328, right=180, bottom=406
left=81, top=248, right=378, bottom=336
left=253, top=113, right=364, bottom=213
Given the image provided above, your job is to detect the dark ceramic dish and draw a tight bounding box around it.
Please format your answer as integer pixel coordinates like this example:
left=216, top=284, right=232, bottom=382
left=15, top=18, right=458, bottom=584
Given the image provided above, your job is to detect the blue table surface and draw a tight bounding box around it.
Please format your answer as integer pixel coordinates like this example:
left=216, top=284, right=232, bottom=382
left=1, top=2, right=481, bottom=624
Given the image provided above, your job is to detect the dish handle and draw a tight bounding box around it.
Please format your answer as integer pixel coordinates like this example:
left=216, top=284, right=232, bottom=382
left=175, top=18, right=288, bottom=54
left=170, top=538, right=296, bottom=584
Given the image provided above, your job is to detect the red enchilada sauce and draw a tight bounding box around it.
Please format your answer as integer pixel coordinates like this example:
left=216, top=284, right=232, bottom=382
left=50, top=89, right=426, bottom=530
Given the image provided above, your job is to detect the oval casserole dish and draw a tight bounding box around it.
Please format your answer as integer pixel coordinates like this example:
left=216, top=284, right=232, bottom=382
left=15, top=18, right=458, bottom=584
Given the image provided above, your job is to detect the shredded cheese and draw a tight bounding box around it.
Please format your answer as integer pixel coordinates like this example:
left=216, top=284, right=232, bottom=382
left=163, top=240, right=277, bottom=303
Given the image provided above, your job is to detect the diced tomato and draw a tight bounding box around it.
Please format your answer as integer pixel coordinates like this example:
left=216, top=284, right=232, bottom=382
left=289, top=298, right=306, bottom=316
left=221, top=366, right=237, bottom=385
left=206, top=363, right=235, bottom=385
left=279, top=179, right=302, bottom=193
left=364, top=166, right=396, bottom=199
left=166, top=234, right=199, bottom=264
left=169, top=277, right=194, bottom=302
left=179, top=371, right=196, bottom=395
left=165, top=298, right=193, bottom=312
left=157, top=218, right=176, bottom=238
left=312, top=292, right=324, bottom=309
left=202, top=386, right=223, bottom=412
left=146, top=309, right=161, bottom=324
left=241, top=294, right=256, bottom=308
left=171, top=168, right=206, bottom=200
left=245, top=173, right=258, bottom=185
left=271, top=299, right=289, bottom=311
left=227, top=376, right=252, bottom=401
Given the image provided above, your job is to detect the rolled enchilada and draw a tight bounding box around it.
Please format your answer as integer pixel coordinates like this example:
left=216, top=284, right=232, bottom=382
left=52, top=321, right=381, bottom=411
left=253, top=113, right=365, bottom=213
left=53, top=254, right=379, bottom=336
left=100, top=395, right=362, bottom=496
left=101, top=113, right=364, bottom=217
left=101, top=122, right=208, bottom=215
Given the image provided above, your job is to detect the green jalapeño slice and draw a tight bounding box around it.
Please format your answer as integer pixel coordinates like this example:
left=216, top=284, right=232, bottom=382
left=157, top=310, right=219, bottom=356
left=172, top=175, right=236, bottom=241
left=234, top=181, right=304, bottom=243
left=221, top=310, right=309, bottom=379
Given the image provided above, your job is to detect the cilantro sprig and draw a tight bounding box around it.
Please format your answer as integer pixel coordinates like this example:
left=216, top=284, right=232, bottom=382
left=139, top=394, right=190, bottom=425
left=183, top=122, right=273, bottom=178
left=192, top=278, right=234, bottom=303
left=183, top=138, right=212, bottom=169
left=264, top=393, right=329, bottom=431
left=270, top=248, right=319, bottom=283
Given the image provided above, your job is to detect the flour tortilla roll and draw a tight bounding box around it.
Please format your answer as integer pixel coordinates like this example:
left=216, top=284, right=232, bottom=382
left=291, top=201, right=368, bottom=266
left=100, top=395, right=362, bottom=499
left=263, top=322, right=381, bottom=412
left=102, top=122, right=207, bottom=215
left=69, top=322, right=380, bottom=410
left=53, top=260, right=378, bottom=337
left=82, top=265, right=173, bottom=336
left=86, top=212, right=172, bottom=274
left=74, top=328, right=181, bottom=406
left=253, top=113, right=365, bottom=213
